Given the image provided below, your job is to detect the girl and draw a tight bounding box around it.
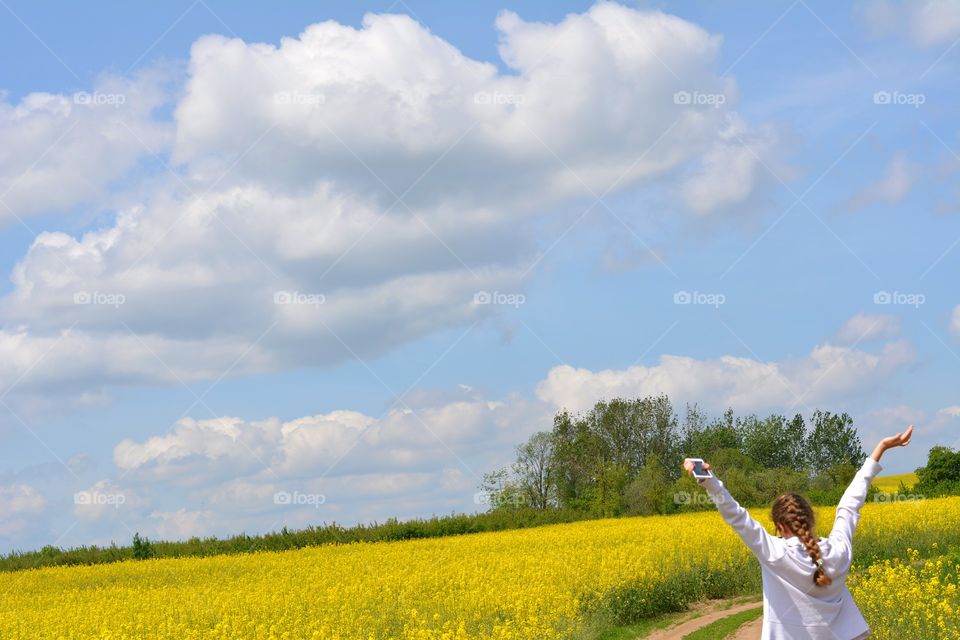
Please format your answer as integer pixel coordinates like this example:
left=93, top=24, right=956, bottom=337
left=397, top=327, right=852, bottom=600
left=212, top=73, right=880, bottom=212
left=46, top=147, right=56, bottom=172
left=684, top=425, right=913, bottom=639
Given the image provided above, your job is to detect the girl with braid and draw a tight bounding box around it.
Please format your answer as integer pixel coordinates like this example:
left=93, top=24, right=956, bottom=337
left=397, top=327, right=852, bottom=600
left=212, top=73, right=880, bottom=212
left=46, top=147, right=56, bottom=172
left=683, top=425, right=913, bottom=639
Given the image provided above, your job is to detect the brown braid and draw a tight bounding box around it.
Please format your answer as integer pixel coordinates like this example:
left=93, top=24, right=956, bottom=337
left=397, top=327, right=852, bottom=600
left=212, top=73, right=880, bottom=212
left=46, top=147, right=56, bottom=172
left=772, top=493, right=832, bottom=587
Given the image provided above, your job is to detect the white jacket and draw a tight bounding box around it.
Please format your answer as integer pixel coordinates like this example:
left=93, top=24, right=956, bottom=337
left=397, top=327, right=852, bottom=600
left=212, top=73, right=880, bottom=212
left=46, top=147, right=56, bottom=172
left=700, top=457, right=882, bottom=640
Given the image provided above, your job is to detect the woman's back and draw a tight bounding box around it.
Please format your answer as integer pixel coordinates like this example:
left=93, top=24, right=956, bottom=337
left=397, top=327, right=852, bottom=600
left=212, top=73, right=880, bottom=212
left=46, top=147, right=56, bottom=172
left=695, top=454, right=888, bottom=640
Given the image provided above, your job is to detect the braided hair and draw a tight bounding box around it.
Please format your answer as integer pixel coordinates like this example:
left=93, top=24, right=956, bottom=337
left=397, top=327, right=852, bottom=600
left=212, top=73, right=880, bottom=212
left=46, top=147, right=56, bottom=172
left=771, top=492, right=832, bottom=587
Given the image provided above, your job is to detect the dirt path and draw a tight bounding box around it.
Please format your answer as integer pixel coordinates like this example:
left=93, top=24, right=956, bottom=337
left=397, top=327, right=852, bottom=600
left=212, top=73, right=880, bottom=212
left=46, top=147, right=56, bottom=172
left=642, top=599, right=762, bottom=639
left=727, top=615, right=762, bottom=640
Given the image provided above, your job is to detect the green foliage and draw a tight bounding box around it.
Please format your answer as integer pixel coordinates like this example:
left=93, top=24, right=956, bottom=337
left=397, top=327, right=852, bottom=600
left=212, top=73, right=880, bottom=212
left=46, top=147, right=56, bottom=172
left=622, top=456, right=674, bottom=516
left=914, top=446, right=960, bottom=496
left=806, top=411, right=865, bottom=475
left=0, top=507, right=589, bottom=573
left=132, top=532, right=155, bottom=560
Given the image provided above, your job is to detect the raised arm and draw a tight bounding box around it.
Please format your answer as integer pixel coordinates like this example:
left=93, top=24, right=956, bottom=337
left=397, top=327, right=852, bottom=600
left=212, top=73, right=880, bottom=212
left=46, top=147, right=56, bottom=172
left=683, top=459, right=785, bottom=564
left=829, top=425, right=913, bottom=549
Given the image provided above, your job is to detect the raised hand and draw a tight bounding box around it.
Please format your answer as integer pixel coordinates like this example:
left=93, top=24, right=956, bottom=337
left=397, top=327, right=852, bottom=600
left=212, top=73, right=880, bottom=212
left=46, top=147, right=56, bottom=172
left=682, top=458, right=712, bottom=478
left=871, top=425, right=913, bottom=462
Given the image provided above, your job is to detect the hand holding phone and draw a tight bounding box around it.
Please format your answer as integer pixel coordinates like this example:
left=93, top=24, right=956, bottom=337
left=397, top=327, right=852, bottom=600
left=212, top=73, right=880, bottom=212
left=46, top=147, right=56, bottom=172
left=683, top=457, right=713, bottom=480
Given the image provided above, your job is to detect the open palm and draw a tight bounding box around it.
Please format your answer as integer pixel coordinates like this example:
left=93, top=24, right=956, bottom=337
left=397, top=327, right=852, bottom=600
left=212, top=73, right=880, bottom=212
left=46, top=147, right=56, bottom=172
left=880, top=425, right=913, bottom=450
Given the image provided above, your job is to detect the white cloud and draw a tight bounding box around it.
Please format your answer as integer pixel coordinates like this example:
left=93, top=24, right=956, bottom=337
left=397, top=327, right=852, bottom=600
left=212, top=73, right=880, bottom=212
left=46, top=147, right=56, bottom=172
left=149, top=509, right=213, bottom=540
left=536, top=338, right=914, bottom=414
left=114, top=395, right=538, bottom=482
left=834, top=312, right=901, bottom=344
left=941, top=406, right=960, bottom=417
left=0, top=483, right=45, bottom=515
left=0, top=4, right=779, bottom=406
left=843, top=153, right=914, bottom=212
left=0, top=72, right=170, bottom=223
left=0, top=483, right=45, bottom=537
left=172, top=5, right=739, bottom=206
left=681, top=115, right=783, bottom=215
left=952, top=305, right=960, bottom=336
left=858, top=0, right=960, bottom=46
left=93, top=321, right=918, bottom=540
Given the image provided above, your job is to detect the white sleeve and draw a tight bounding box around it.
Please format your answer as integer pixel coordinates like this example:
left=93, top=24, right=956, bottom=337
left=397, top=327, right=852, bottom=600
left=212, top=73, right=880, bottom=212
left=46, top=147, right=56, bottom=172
left=700, top=474, right=785, bottom=564
left=829, top=457, right=882, bottom=551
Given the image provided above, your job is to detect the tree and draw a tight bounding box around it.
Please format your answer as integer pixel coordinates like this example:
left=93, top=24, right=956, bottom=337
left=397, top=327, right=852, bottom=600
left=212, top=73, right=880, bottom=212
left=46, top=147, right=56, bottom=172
left=741, top=413, right=807, bottom=470
left=132, top=532, right=155, bottom=560
left=805, top=411, right=865, bottom=475
left=513, top=431, right=554, bottom=509
left=915, top=446, right=960, bottom=495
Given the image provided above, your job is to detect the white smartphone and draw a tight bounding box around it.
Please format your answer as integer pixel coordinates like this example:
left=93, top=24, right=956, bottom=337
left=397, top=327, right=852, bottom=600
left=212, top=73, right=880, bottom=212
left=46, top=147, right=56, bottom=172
left=688, top=458, right=712, bottom=479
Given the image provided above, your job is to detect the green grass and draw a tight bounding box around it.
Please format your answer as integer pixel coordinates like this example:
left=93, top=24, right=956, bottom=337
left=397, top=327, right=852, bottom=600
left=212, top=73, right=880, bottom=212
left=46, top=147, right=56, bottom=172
left=682, top=606, right=763, bottom=640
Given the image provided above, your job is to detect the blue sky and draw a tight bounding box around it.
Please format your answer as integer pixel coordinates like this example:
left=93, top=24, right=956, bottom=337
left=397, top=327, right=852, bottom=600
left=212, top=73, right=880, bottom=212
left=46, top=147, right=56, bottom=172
left=0, top=0, right=958, bottom=553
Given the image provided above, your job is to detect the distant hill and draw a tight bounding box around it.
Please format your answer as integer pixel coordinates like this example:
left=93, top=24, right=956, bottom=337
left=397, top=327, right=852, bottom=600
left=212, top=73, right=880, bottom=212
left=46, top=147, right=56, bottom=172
left=873, top=472, right=918, bottom=493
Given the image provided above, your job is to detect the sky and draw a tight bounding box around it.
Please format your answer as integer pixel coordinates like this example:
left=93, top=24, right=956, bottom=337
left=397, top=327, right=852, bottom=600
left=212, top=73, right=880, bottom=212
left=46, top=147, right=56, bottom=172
left=0, top=0, right=958, bottom=553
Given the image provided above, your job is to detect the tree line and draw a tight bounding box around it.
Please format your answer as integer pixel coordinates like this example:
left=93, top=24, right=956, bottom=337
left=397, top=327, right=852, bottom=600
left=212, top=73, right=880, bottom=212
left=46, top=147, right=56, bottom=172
left=480, top=395, right=868, bottom=516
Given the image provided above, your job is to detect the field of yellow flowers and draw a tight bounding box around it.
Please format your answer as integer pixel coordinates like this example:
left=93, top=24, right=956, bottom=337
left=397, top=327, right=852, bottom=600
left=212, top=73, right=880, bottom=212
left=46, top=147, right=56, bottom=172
left=1, top=496, right=958, bottom=639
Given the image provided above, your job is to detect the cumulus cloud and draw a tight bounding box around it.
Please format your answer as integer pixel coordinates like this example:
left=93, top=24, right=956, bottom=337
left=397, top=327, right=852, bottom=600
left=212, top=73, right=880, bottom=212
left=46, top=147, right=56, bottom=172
left=114, top=394, right=539, bottom=483
left=172, top=5, right=738, bottom=206
left=842, top=153, right=914, bottom=213
left=0, top=72, right=170, bottom=224
left=92, top=319, right=915, bottom=540
left=0, top=483, right=46, bottom=537
left=149, top=509, right=214, bottom=539
left=857, top=0, right=960, bottom=46
left=103, top=386, right=547, bottom=539
left=0, top=3, right=779, bottom=407
left=681, top=115, right=783, bottom=215
left=536, top=337, right=913, bottom=414
left=834, top=312, right=901, bottom=344
left=0, top=483, right=46, bottom=515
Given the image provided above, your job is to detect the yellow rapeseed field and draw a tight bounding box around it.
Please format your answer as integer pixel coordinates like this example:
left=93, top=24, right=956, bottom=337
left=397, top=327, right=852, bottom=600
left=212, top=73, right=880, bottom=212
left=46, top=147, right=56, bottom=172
left=872, top=472, right=919, bottom=494
left=0, top=497, right=957, bottom=639
left=851, top=548, right=960, bottom=640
